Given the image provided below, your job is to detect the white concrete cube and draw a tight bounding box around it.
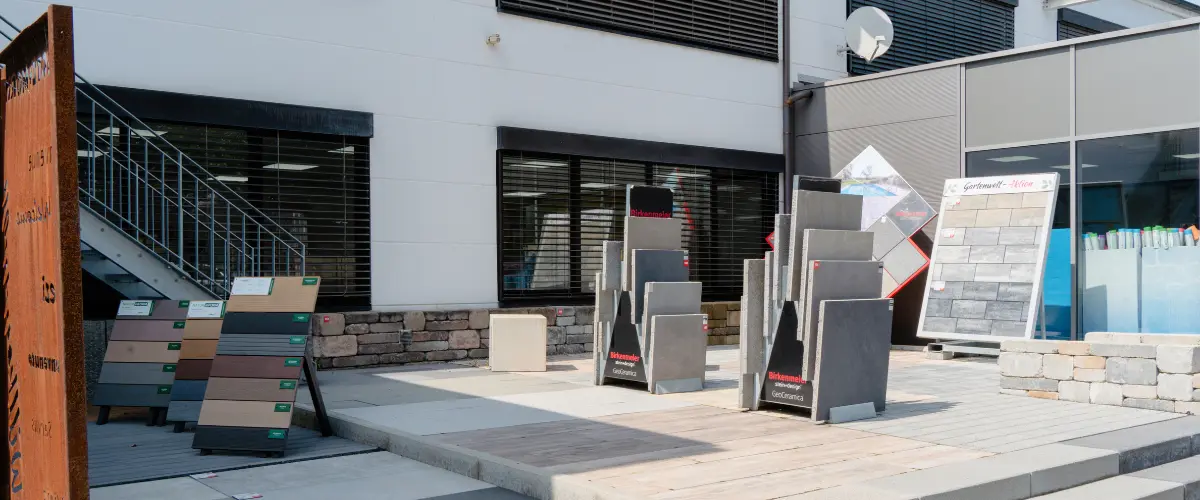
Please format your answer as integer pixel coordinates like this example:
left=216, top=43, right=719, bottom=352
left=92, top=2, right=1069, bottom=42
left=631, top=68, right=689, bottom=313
left=489, top=314, right=548, bottom=372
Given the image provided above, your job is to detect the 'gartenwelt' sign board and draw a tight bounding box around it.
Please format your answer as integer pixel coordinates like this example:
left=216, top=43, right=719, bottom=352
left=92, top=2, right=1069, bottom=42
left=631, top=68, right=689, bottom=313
left=1, top=6, right=89, bottom=499
left=917, top=173, right=1060, bottom=342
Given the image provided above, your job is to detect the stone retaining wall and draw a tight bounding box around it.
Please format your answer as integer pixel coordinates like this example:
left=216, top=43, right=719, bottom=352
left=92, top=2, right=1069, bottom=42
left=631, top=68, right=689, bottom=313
left=311, top=301, right=740, bottom=369
left=999, top=337, right=1200, bottom=414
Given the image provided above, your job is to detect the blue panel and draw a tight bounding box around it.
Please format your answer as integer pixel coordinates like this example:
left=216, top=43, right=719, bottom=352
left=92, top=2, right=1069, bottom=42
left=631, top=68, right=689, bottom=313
left=1140, top=248, right=1200, bottom=334
left=1039, top=228, right=1073, bottom=339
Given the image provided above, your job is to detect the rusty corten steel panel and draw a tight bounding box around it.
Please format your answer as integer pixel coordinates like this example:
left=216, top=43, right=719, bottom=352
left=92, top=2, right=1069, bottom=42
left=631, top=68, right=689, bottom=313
left=0, top=6, right=88, bottom=499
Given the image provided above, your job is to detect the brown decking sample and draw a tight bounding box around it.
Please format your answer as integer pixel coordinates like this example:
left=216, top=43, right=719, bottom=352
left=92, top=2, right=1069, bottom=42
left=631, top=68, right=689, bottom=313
left=225, top=277, right=321, bottom=313
left=175, top=359, right=215, bottom=380
left=110, top=320, right=186, bottom=342
left=209, top=355, right=303, bottom=379
left=102, top=341, right=182, bottom=363
left=180, top=339, right=219, bottom=360
left=183, top=319, right=224, bottom=340
left=203, top=377, right=299, bottom=402
left=196, top=400, right=294, bottom=428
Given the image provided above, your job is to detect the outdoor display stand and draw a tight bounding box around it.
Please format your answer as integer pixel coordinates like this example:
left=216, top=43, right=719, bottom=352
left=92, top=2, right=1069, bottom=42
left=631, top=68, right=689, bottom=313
left=739, top=176, right=894, bottom=422
left=191, top=277, right=332, bottom=457
left=93, top=300, right=190, bottom=426
left=166, top=300, right=226, bottom=432
left=594, top=186, right=708, bottom=394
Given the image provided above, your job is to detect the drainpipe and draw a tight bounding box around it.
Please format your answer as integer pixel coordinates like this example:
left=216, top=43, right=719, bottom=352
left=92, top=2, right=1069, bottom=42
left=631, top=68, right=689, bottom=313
left=782, top=0, right=793, bottom=213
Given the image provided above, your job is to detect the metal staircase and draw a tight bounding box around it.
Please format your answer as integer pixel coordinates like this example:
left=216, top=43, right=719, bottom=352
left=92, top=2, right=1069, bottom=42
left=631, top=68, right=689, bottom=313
left=2, top=17, right=306, bottom=300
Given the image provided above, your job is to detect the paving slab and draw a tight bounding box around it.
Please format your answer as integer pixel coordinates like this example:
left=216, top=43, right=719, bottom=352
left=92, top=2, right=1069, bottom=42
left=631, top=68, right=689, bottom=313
left=1065, top=416, right=1200, bottom=472
left=1132, top=455, right=1200, bottom=500
left=1031, top=475, right=1184, bottom=500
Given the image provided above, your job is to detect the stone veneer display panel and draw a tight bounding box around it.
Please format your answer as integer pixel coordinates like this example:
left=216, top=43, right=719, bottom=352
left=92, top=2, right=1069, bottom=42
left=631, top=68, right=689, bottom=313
left=918, top=174, right=1060, bottom=340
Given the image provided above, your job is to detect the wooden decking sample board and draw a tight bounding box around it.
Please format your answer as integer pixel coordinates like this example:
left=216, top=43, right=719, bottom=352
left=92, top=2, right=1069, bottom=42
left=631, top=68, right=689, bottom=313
left=175, top=359, right=214, bottom=380
left=221, top=312, right=313, bottom=335
left=102, top=341, right=182, bottom=363
left=110, top=320, right=186, bottom=341
left=225, top=277, right=321, bottom=313
left=169, top=380, right=209, bottom=401
left=97, top=362, right=177, bottom=385
left=196, top=400, right=294, bottom=428
left=215, top=334, right=308, bottom=356
left=203, top=377, right=298, bottom=402
left=179, top=339, right=219, bottom=359
left=116, top=300, right=190, bottom=320
left=91, top=383, right=173, bottom=408
left=209, top=355, right=304, bottom=379
left=182, top=319, right=223, bottom=340
left=166, top=304, right=225, bottom=425
left=192, top=426, right=293, bottom=453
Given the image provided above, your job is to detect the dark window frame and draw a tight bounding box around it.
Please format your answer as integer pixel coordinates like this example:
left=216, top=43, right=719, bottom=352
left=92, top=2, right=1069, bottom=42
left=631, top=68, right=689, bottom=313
left=847, top=0, right=1017, bottom=76
left=1057, top=9, right=1124, bottom=41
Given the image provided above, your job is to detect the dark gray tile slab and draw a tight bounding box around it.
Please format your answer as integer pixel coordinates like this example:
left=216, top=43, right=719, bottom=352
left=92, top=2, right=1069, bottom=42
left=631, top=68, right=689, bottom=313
left=886, top=191, right=936, bottom=236
left=601, top=241, right=622, bottom=291
left=622, top=216, right=682, bottom=289
left=1130, top=455, right=1200, bottom=500
left=811, top=299, right=892, bottom=421
left=800, top=260, right=884, bottom=381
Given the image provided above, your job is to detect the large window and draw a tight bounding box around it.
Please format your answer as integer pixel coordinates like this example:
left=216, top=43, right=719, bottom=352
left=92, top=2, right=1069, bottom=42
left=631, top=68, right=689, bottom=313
left=1057, top=9, right=1123, bottom=41
left=500, top=152, right=777, bottom=304
left=496, top=0, right=779, bottom=60
left=849, top=0, right=1016, bottom=76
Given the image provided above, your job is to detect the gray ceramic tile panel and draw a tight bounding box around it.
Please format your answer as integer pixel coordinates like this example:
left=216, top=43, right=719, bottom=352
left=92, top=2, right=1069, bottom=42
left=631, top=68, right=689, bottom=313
left=938, top=227, right=966, bottom=246
left=882, top=240, right=927, bottom=286
left=601, top=241, right=622, bottom=291
left=992, top=321, right=1029, bottom=336
left=927, top=299, right=952, bottom=317
left=867, top=217, right=906, bottom=259
left=965, top=227, right=1001, bottom=246
left=924, top=317, right=957, bottom=332
left=1011, top=207, right=1047, bottom=226
left=886, top=191, right=937, bottom=236
left=975, top=209, right=1012, bottom=227
left=941, top=210, right=978, bottom=228
left=623, top=216, right=682, bottom=290
left=929, top=281, right=965, bottom=299
left=784, top=190, right=863, bottom=302
left=951, top=300, right=988, bottom=319
left=642, top=281, right=702, bottom=352
left=998, top=227, right=1038, bottom=245
left=998, top=283, right=1035, bottom=301
left=1010, top=264, right=1037, bottom=282
left=630, top=249, right=688, bottom=323
left=947, top=194, right=990, bottom=211
left=975, top=264, right=1013, bottom=282
left=647, top=314, right=707, bottom=395
left=956, top=319, right=994, bottom=334
left=794, top=229, right=875, bottom=311
left=986, top=301, right=1027, bottom=321
left=987, top=193, right=1024, bottom=209
left=969, top=246, right=1006, bottom=263
left=740, top=259, right=766, bottom=410
left=811, top=299, right=893, bottom=421
left=801, top=260, right=883, bottom=380
left=1022, top=191, right=1051, bottom=208
left=962, top=282, right=999, bottom=300
left=942, top=264, right=977, bottom=281
left=937, top=246, right=972, bottom=264
left=881, top=270, right=899, bottom=297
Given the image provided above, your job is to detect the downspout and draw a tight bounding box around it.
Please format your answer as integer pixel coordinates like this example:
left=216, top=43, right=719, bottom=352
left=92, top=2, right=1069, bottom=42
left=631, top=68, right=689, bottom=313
left=782, top=0, right=793, bottom=213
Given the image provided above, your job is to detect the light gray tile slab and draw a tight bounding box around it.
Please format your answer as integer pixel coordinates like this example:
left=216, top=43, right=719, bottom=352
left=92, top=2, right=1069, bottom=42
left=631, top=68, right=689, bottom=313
left=999, top=283, right=1034, bottom=301
left=988, top=193, right=1024, bottom=209
left=962, top=282, right=1000, bottom=300
left=1004, top=245, right=1039, bottom=264
left=951, top=300, right=988, bottom=319
left=629, top=249, right=687, bottom=324
left=948, top=194, right=991, bottom=211
left=622, top=216, right=682, bottom=290
left=1011, top=207, right=1047, bottom=226
left=957, top=319, right=994, bottom=334
left=942, top=264, right=978, bottom=281
left=941, top=210, right=978, bottom=228
left=647, top=314, right=707, bottom=394
left=794, top=229, right=875, bottom=309
left=1065, top=416, right=1200, bottom=473
left=91, top=478, right=226, bottom=500
left=740, top=259, right=766, bottom=410
left=811, top=299, right=892, bottom=422
left=882, top=240, right=928, bottom=285
left=930, top=281, right=965, bottom=299
left=993, top=321, right=1029, bottom=336
left=642, top=281, right=701, bottom=353
left=938, top=246, right=972, bottom=264
left=969, top=245, right=1007, bottom=263
left=1033, top=476, right=1182, bottom=500
left=966, top=227, right=1001, bottom=246
left=601, top=241, right=622, bottom=291
left=1023, top=191, right=1051, bottom=208
left=1010, top=264, right=1037, bottom=282
left=784, top=190, right=863, bottom=302
left=999, top=226, right=1038, bottom=245
left=800, top=260, right=883, bottom=381
left=986, top=301, right=1026, bottom=321
left=868, top=216, right=907, bottom=259
left=773, top=214, right=792, bottom=304
left=923, top=317, right=957, bottom=332
left=976, top=264, right=1013, bottom=282
left=927, top=299, right=952, bottom=317
left=939, top=227, right=967, bottom=246
left=976, top=209, right=1012, bottom=227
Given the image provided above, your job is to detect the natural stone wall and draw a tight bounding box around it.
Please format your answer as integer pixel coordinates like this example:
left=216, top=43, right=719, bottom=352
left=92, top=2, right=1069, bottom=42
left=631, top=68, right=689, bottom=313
left=999, top=337, right=1200, bottom=414
left=311, top=301, right=741, bottom=369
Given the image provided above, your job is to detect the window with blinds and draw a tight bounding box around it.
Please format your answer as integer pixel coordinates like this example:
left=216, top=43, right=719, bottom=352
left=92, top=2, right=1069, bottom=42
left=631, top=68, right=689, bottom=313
left=79, top=117, right=372, bottom=310
left=500, top=151, right=777, bottom=304
left=496, top=0, right=779, bottom=60
left=849, top=0, right=1015, bottom=76
left=1058, top=10, right=1123, bottom=41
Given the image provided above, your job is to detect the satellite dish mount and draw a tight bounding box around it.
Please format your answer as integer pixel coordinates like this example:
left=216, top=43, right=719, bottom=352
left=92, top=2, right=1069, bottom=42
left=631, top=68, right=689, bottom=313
left=840, top=7, right=894, bottom=63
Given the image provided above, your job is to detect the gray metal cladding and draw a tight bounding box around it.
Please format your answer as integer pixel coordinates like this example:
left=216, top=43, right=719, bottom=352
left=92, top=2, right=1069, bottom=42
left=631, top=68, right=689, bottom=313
left=92, top=383, right=173, bottom=408
left=1076, top=26, right=1200, bottom=136
left=794, top=66, right=959, bottom=137
left=965, top=48, right=1071, bottom=147
left=98, top=362, right=178, bottom=385
left=215, top=334, right=309, bottom=357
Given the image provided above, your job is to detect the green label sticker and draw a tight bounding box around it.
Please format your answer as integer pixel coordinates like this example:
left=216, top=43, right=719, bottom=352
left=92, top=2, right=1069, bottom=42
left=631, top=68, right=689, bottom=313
left=289, top=336, right=306, bottom=345
left=279, top=380, right=297, bottom=390
left=167, top=342, right=182, bottom=350
left=267, top=429, right=287, bottom=439
left=157, top=386, right=172, bottom=394
left=162, top=364, right=177, bottom=373
left=178, top=300, right=190, bottom=308
left=173, top=321, right=186, bottom=329
left=302, top=277, right=318, bottom=286
left=292, top=313, right=310, bottom=323
left=284, top=358, right=301, bottom=367
left=274, top=403, right=292, bottom=412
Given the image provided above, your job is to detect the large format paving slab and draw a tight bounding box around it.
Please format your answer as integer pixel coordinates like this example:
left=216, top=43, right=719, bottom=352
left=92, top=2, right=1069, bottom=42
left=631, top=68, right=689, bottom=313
left=293, top=349, right=1190, bottom=500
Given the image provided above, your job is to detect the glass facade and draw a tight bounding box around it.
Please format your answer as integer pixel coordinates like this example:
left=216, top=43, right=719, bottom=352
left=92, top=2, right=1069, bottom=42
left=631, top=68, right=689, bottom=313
left=965, top=129, right=1200, bottom=339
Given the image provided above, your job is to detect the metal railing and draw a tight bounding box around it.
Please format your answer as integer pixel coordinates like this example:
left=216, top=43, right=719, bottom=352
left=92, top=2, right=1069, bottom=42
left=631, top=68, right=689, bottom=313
left=1, top=15, right=306, bottom=298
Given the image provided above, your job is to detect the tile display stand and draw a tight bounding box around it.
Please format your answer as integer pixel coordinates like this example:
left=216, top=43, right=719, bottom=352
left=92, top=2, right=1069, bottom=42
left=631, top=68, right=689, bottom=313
left=191, top=277, right=331, bottom=457
left=93, top=300, right=190, bottom=426
left=166, top=301, right=226, bottom=432
left=738, top=179, right=894, bottom=422
left=594, top=186, right=707, bottom=394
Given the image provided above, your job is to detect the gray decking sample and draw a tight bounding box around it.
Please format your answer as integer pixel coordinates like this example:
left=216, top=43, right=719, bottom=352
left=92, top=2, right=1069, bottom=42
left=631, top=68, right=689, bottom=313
left=214, top=334, right=309, bottom=356
left=785, top=190, right=863, bottom=302
left=647, top=314, right=707, bottom=395
left=740, top=259, right=766, bottom=410
left=630, top=249, right=688, bottom=324
left=165, top=401, right=203, bottom=423
left=92, top=383, right=173, bottom=408
left=800, top=260, right=884, bottom=381
left=810, top=299, right=893, bottom=422
left=97, top=362, right=178, bottom=385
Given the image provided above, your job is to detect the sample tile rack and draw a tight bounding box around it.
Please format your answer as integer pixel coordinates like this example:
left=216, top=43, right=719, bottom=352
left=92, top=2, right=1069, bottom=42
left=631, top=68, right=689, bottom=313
left=191, top=277, right=331, bottom=457
left=166, top=300, right=227, bottom=432
left=93, top=300, right=190, bottom=426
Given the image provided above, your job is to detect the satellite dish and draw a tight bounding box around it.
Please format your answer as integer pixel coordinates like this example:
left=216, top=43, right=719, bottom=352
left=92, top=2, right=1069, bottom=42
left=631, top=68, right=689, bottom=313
left=845, top=7, right=893, bottom=63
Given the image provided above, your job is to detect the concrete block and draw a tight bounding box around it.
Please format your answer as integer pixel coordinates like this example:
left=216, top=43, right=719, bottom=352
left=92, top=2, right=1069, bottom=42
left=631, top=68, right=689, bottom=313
left=1159, top=374, right=1195, bottom=401
left=1075, top=355, right=1106, bottom=369
left=999, top=352, right=1044, bottom=377
left=1092, top=343, right=1158, bottom=359
left=313, top=335, right=357, bottom=358
left=827, top=402, right=877, bottom=424
left=1032, top=476, right=1183, bottom=500
left=1124, top=385, right=1160, bottom=400
left=799, top=260, right=883, bottom=381
left=647, top=314, right=707, bottom=394
left=811, top=299, right=892, bottom=421
left=316, top=313, right=345, bottom=336
left=1123, top=398, right=1176, bottom=412
left=1177, top=402, right=1200, bottom=415
left=488, top=314, right=548, bottom=372
left=1075, top=368, right=1107, bottom=382
left=1086, top=332, right=1142, bottom=343
left=1091, top=383, right=1124, bottom=406
left=1002, top=376, right=1059, bottom=392
left=789, top=229, right=873, bottom=303
left=630, top=249, right=688, bottom=323
left=1060, top=381, right=1091, bottom=403
left=1130, top=455, right=1200, bottom=500
left=740, top=259, right=766, bottom=410
left=1145, top=334, right=1200, bottom=346
left=1044, top=354, right=1074, bottom=380
left=1108, top=357, right=1160, bottom=386
left=1060, top=342, right=1094, bottom=356
left=1158, top=345, right=1200, bottom=374
left=1067, top=416, right=1200, bottom=473
left=1003, top=339, right=1060, bottom=354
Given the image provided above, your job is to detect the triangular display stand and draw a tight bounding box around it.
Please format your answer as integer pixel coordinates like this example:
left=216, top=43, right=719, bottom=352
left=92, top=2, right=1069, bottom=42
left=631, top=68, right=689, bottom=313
left=760, top=301, right=813, bottom=408
left=602, top=291, right=647, bottom=384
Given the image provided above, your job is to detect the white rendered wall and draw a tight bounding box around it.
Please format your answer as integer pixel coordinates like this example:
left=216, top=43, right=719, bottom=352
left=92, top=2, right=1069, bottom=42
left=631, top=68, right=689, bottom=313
left=1015, top=0, right=1194, bottom=47
left=791, top=0, right=850, bottom=82
left=0, top=0, right=811, bottom=310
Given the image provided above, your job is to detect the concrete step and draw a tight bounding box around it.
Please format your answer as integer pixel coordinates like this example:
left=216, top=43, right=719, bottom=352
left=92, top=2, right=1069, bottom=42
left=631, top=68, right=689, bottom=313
left=1031, top=455, right=1200, bottom=499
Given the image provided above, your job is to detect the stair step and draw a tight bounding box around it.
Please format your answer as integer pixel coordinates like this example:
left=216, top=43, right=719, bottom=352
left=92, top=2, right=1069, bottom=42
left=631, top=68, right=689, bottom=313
left=1033, top=455, right=1200, bottom=499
